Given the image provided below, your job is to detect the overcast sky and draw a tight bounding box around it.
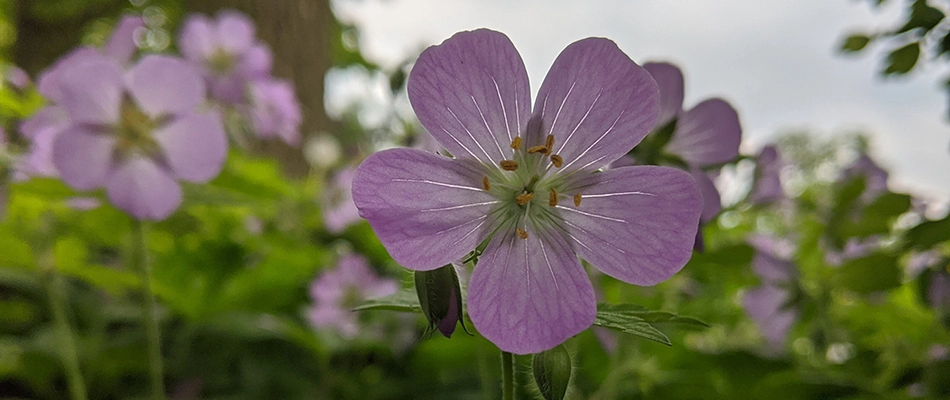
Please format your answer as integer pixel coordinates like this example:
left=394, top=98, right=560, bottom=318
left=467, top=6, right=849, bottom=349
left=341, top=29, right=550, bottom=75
left=332, top=0, right=949, bottom=208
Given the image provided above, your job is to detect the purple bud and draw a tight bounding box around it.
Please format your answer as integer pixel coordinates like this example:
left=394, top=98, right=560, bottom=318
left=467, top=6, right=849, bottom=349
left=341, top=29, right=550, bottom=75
left=414, top=264, right=469, bottom=338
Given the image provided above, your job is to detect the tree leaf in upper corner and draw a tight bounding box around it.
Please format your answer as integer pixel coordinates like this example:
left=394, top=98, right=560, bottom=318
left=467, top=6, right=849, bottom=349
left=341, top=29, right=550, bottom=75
left=883, top=42, right=920, bottom=75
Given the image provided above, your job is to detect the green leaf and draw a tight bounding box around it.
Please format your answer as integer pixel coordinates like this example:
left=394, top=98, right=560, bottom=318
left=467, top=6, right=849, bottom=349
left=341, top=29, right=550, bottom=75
left=353, top=288, right=421, bottom=312
left=838, top=192, right=912, bottom=238
left=11, top=178, right=76, bottom=200
left=840, top=34, right=872, bottom=53
left=896, top=0, right=945, bottom=33
left=904, top=213, right=950, bottom=250
left=883, top=42, right=920, bottom=75
left=835, top=253, right=901, bottom=294
left=593, top=303, right=709, bottom=346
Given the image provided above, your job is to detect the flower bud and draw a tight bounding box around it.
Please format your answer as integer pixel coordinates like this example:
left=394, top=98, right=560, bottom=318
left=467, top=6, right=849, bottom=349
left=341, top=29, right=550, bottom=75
left=414, top=264, right=469, bottom=338
left=532, top=344, right=572, bottom=400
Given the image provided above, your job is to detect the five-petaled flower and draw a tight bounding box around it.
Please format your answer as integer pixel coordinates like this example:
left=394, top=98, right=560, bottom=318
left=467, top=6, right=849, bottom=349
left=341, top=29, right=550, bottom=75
left=352, top=29, right=702, bottom=354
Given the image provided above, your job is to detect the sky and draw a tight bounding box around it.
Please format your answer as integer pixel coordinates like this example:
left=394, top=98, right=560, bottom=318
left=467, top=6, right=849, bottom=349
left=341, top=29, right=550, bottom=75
left=331, top=0, right=949, bottom=209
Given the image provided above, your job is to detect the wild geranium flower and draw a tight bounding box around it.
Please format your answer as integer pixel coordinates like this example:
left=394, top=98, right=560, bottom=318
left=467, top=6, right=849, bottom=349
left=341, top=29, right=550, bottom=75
left=245, top=78, right=302, bottom=145
left=307, top=253, right=399, bottom=339
left=179, top=10, right=272, bottom=105
left=742, top=235, right=798, bottom=352
left=748, top=144, right=785, bottom=205
left=352, top=29, right=702, bottom=354
left=50, top=54, right=227, bottom=220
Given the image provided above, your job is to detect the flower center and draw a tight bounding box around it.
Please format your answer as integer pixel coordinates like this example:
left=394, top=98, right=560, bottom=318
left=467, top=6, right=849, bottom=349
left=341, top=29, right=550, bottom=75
left=115, top=98, right=160, bottom=158
left=208, top=49, right=237, bottom=75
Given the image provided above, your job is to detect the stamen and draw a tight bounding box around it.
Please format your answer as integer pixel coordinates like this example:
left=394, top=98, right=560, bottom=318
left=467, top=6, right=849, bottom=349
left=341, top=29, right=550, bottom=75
left=550, top=154, right=563, bottom=168
left=516, top=192, right=534, bottom=205
left=500, top=160, right=519, bottom=171
left=482, top=176, right=491, bottom=191
left=510, top=136, right=522, bottom=150
left=527, top=145, right=550, bottom=155
left=545, top=134, right=555, bottom=152
left=573, top=193, right=582, bottom=207
left=516, top=228, right=529, bottom=239
left=548, top=188, right=558, bottom=207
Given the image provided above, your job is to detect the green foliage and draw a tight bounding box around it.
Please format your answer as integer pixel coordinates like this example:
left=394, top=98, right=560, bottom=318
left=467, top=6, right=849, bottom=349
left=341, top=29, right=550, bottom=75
left=840, top=33, right=872, bottom=53
left=883, top=41, right=920, bottom=75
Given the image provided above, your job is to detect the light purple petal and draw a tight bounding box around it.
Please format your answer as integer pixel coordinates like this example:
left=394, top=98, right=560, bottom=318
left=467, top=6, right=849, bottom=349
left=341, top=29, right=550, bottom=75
left=407, top=29, right=531, bottom=166
left=21, top=106, right=68, bottom=140
left=58, top=56, right=124, bottom=125
left=643, top=62, right=684, bottom=129
left=52, top=126, right=115, bottom=190
left=559, top=166, right=702, bottom=285
left=666, top=98, right=741, bottom=167
left=692, top=168, right=722, bottom=222
left=535, top=37, right=659, bottom=174
left=248, top=78, right=301, bottom=145
left=749, top=145, right=785, bottom=204
left=743, top=284, right=796, bottom=350
left=153, top=112, right=227, bottom=183
left=126, top=55, right=205, bottom=117
left=750, top=250, right=797, bottom=284
left=106, top=156, right=182, bottom=220
left=468, top=226, right=596, bottom=354
left=841, top=153, right=888, bottom=200
left=215, top=11, right=256, bottom=54
left=237, top=43, right=273, bottom=78
left=322, top=168, right=361, bottom=234
left=36, top=47, right=100, bottom=102
left=929, top=272, right=950, bottom=310
left=104, top=15, right=144, bottom=64
left=5, top=65, right=30, bottom=89
left=17, top=121, right=62, bottom=178
left=352, top=148, right=498, bottom=270
left=178, top=15, right=215, bottom=62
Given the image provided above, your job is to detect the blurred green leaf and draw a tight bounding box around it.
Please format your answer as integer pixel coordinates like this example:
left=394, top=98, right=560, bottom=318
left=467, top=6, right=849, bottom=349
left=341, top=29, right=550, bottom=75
left=0, top=233, right=34, bottom=268
left=353, top=288, right=421, bottom=313
left=11, top=178, right=76, bottom=200
left=838, top=192, right=911, bottom=238
left=883, top=42, right=920, bottom=75
left=840, top=34, right=872, bottom=52
left=905, top=213, right=950, bottom=250
left=835, top=253, right=901, bottom=293
left=896, top=0, right=944, bottom=34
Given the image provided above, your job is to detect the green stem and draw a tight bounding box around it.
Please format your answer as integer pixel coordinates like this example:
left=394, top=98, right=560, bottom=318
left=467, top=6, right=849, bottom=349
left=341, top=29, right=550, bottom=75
left=132, top=221, right=165, bottom=400
left=502, top=351, right=514, bottom=400
left=47, top=273, right=88, bottom=400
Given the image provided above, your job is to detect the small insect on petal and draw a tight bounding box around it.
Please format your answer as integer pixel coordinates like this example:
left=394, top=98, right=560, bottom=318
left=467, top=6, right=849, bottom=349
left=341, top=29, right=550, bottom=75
left=510, top=136, right=522, bottom=150
left=500, top=160, right=519, bottom=171
left=482, top=176, right=491, bottom=191
left=548, top=188, right=558, bottom=207
left=573, top=193, right=582, bottom=207
left=544, top=134, right=555, bottom=152
left=516, top=227, right=529, bottom=239
left=528, top=145, right=550, bottom=155
left=516, top=192, right=534, bottom=205
left=550, top=154, right=563, bottom=168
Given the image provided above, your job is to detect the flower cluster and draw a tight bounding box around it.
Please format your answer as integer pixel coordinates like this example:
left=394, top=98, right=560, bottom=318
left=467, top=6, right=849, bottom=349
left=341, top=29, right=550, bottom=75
left=742, top=235, right=799, bottom=351
left=352, top=29, right=702, bottom=354
left=307, top=253, right=399, bottom=339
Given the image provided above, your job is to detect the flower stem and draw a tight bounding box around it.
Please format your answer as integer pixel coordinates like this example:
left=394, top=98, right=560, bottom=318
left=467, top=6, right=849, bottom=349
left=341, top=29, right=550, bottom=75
left=502, top=351, right=514, bottom=400
left=47, top=273, right=88, bottom=400
left=132, top=220, right=165, bottom=400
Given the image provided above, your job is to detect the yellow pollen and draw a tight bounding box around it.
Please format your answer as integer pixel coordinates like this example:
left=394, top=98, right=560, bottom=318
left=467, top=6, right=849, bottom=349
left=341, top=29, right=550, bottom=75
left=500, top=160, right=519, bottom=171
left=510, top=136, right=522, bottom=149
left=527, top=145, right=549, bottom=155
left=550, top=154, right=563, bottom=168
left=574, top=193, right=582, bottom=207
left=516, top=228, right=529, bottom=239
left=545, top=134, right=555, bottom=151
left=482, top=176, right=490, bottom=191
left=516, top=192, right=534, bottom=205
left=548, top=188, right=558, bottom=207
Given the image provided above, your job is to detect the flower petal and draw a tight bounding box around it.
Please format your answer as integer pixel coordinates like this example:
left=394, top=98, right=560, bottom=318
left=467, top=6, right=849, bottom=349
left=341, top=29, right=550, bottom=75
left=559, top=166, right=702, bottom=285
left=742, top=284, right=796, bottom=349
left=58, top=56, right=124, bottom=125
left=178, top=15, right=215, bottom=62
left=535, top=38, right=658, bottom=174
left=407, top=29, right=531, bottom=166
left=692, top=168, right=722, bottom=223
left=468, top=226, right=596, bottom=354
left=352, top=148, right=498, bottom=270
left=37, top=47, right=100, bottom=102
left=52, top=126, right=116, bottom=190
left=666, top=98, right=741, bottom=167
left=104, top=15, right=144, bottom=64
left=749, top=145, right=785, bottom=204
left=643, top=62, right=684, bottom=129
left=126, top=55, right=205, bottom=117
left=106, top=155, right=182, bottom=220
left=216, top=11, right=255, bottom=54
left=153, top=112, right=227, bottom=183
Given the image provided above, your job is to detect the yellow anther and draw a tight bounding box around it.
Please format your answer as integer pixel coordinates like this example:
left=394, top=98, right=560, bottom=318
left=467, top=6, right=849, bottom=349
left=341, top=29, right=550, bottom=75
left=545, top=134, right=555, bottom=151
left=510, top=136, right=522, bottom=150
left=482, top=176, right=491, bottom=191
left=548, top=188, right=558, bottom=207
left=527, top=145, right=549, bottom=155
left=550, top=154, right=563, bottom=168
left=500, top=160, right=519, bottom=171
left=573, top=193, right=582, bottom=207
left=516, top=192, right=534, bottom=205
left=516, top=228, right=529, bottom=239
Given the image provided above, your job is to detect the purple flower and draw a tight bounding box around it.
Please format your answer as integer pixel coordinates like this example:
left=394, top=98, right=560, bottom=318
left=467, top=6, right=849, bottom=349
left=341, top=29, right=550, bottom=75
left=179, top=10, right=272, bottom=105
left=643, top=62, right=741, bottom=222
left=824, top=236, right=882, bottom=266
left=245, top=78, right=301, bottom=145
left=748, top=144, right=785, bottom=205
left=928, top=268, right=950, bottom=311
left=49, top=54, right=227, bottom=220
left=840, top=152, right=888, bottom=202
left=321, top=167, right=361, bottom=234
left=5, top=65, right=30, bottom=89
left=307, top=253, right=399, bottom=339
left=352, top=30, right=702, bottom=354
left=742, top=235, right=798, bottom=351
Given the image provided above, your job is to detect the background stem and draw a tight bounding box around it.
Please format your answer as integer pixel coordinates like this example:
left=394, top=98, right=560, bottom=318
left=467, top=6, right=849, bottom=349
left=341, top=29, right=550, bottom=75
left=47, top=273, right=88, bottom=400
left=132, top=220, right=165, bottom=400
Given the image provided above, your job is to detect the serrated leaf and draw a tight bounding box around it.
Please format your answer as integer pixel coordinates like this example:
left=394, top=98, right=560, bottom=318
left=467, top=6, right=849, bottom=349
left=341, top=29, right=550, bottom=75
left=883, top=42, right=920, bottom=75
left=353, top=288, right=421, bottom=312
left=840, top=34, right=872, bottom=52
left=593, top=303, right=709, bottom=346
left=598, top=303, right=710, bottom=327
